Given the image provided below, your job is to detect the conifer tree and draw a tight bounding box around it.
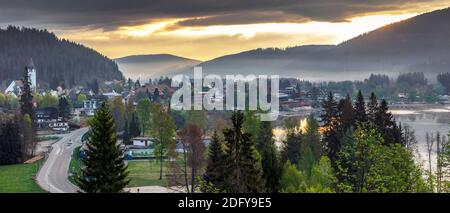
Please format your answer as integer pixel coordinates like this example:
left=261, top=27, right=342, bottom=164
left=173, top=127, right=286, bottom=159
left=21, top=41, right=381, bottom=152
left=281, top=130, right=302, bottom=165
left=122, top=118, right=131, bottom=145
left=354, top=90, right=367, bottom=124
left=223, top=111, right=265, bottom=193
left=129, top=112, right=141, bottom=138
left=20, top=66, right=34, bottom=121
left=243, top=110, right=261, bottom=147
left=375, top=99, right=402, bottom=145
left=58, top=96, right=71, bottom=120
left=320, top=92, right=340, bottom=163
left=76, top=103, right=129, bottom=193
left=367, top=92, right=378, bottom=124
left=203, top=130, right=225, bottom=190
left=337, top=94, right=356, bottom=135
left=0, top=118, right=22, bottom=165
left=258, top=121, right=282, bottom=192
left=304, top=114, right=322, bottom=161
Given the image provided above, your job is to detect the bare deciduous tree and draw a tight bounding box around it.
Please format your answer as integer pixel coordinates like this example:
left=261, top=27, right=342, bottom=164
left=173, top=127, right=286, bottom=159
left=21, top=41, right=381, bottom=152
left=167, top=123, right=205, bottom=193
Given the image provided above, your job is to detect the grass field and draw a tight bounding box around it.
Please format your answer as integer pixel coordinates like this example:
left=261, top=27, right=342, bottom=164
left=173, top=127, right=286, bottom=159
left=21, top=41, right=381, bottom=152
left=0, top=161, right=45, bottom=193
left=126, top=161, right=168, bottom=187
left=69, top=147, right=82, bottom=185
left=68, top=147, right=168, bottom=187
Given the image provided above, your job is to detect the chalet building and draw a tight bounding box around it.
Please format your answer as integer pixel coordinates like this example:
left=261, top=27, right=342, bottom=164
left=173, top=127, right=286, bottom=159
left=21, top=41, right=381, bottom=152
left=124, top=136, right=211, bottom=160
left=102, top=90, right=122, bottom=100
left=83, top=99, right=98, bottom=116
left=131, top=137, right=155, bottom=147
left=35, top=107, right=69, bottom=132
left=35, top=107, right=59, bottom=129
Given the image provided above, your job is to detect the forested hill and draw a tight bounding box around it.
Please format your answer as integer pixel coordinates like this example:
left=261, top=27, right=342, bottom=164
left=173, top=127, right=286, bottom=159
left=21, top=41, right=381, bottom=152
left=195, top=7, right=450, bottom=80
left=0, top=26, right=123, bottom=89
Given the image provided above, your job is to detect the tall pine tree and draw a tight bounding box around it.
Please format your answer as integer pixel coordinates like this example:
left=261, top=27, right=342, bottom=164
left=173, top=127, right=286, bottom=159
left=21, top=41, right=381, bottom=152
left=122, top=118, right=131, bottom=145
left=375, top=100, right=402, bottom=145
left=337, top=94, right=356, bottom=135
left=223, top=111, right=265, bottom=193
left=203, top=130, right=226, bottom=190
left=367, top=92, right=378, bottom=124
left=76, top=103, right=130, bottom=193
left=354, top=90, right=367, bottom=125
left=304, top=114, right=322, bottom=161
left=320, top=92, right=340, bottom=163
left=282, top=131, right=302, bottom=165
left=258, top=121, right=282, bottom=192
left=129, top=112, right=141, bottom=138
left=20, top=66, right=34, bottom=121
left=58, top=96, right=71, bottom=121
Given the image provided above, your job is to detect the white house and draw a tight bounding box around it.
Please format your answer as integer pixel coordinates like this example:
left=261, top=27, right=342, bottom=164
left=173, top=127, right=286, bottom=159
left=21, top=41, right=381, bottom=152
left=4, top=80, right=22, bottom=95
left=83, top=99, right=98, bottom=116
left=102, top=90, right=122, bottom=100
left=131, top=137, right=155, bottom=147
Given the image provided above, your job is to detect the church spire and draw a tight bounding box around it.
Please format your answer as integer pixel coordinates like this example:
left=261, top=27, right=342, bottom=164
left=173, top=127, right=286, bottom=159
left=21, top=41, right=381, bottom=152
left=28, top=58, right=35, bottom=68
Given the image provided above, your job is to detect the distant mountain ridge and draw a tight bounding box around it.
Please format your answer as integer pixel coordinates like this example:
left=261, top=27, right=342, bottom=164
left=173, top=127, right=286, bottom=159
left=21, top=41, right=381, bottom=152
left=113, top=7, right=450, bottom=81
left=116, top=54, right=200, bottom=63
left=0, top=26, right=123, bottom=89
left=194, top=7, right=450, bottom=81
left=115, top=54, right=201, bottom=80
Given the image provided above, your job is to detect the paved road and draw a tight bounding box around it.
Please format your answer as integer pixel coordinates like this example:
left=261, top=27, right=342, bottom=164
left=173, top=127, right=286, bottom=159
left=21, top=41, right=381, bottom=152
left=37, top=128, right=88, bottom=193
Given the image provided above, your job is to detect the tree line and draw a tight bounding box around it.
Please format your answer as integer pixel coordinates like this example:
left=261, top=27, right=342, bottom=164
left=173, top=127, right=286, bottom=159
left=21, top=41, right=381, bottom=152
left=0, top=66, right=36, bottom=165
left=0, top=26, right=123, bottom=89
left=77, top=89, right=450, bottom=193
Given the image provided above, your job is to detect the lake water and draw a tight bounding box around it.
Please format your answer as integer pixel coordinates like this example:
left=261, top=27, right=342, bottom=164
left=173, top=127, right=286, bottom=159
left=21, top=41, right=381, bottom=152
left=391, top=105, right=450, bottom=168
left=273, top=104, right=450, bottom=170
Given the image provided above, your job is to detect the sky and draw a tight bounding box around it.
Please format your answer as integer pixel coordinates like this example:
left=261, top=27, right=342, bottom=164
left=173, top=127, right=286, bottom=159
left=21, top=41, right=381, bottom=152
left=1, top=0, right=449, bottom=61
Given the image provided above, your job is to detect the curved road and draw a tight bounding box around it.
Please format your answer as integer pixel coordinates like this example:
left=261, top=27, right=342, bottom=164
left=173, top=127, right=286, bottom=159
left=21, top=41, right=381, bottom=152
left=37, top=128, right=88, bottom=193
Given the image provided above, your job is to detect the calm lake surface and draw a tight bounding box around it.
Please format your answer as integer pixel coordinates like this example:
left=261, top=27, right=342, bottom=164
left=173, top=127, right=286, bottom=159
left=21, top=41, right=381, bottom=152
left=391, top=104, right=450, bottom=167
left=274, top=104, right=450, bottom=169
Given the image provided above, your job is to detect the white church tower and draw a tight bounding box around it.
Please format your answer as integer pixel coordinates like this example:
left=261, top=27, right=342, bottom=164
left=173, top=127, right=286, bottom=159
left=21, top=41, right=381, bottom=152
left=4, top=58, right=37, bottom=95
left=28, top=58, right=37, bottom=92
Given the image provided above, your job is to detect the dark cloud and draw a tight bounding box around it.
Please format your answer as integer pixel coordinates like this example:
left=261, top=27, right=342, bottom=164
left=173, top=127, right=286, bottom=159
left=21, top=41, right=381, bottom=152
left=0, top=0, right=445, bottom=29
left=176, top=11, right=310, bottom=27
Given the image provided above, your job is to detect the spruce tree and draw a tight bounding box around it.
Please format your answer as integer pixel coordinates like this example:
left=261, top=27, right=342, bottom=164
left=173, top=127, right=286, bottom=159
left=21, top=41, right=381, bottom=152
left=304, top=114, right=322, bottom=161
left=20, top=66, right=34, bottom=121
left=258, top=121, right=282, bottom=192
left=0, top=118, right=22, bottom=165
left=243, top=110, right=261, bottom=147
left=281, top=131, right=302, bottom=165
left=76, top=103, right=130, bottom=193
left=354, top=90, right=367, bottom=125
left=129, top=112, right=140, bottom=138
left=320, top=92, right=340, bottom=163
left=122, top=118, right=131, bottom=145
left=203, top=130, right=225, bottom=190
left=367, top=92, right=378, bottom=124
left=223, top=111, right=264, bottom=193
left=58, top=97, right=71, bottom=120
left=337, top=94, right=356, bottom=135
left=375, top=100, right=402, bottom=145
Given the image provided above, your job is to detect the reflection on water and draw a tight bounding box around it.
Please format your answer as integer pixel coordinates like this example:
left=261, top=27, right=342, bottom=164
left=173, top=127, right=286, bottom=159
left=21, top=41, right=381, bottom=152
left=391, top=105, right=450, bottom=167
left=273, top=105, right=449, bottom=169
